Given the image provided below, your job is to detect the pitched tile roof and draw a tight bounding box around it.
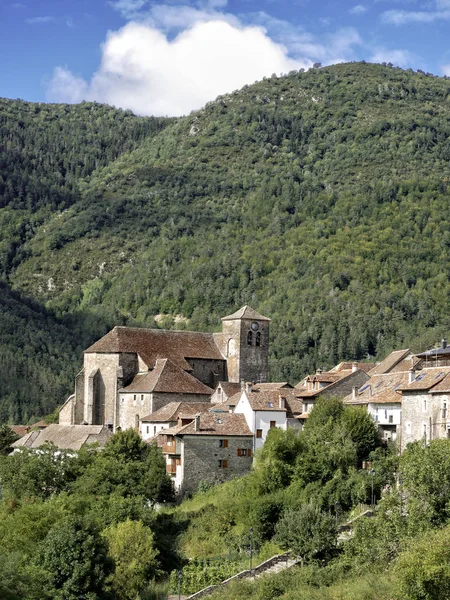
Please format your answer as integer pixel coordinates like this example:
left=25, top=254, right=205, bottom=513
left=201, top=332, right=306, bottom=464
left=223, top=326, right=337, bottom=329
left=141, top=401, right=212, bottom=422
left=429, top=372, right=450, bottom=393
left=119, top=359, right=213, bottom=395
left=397, top=367, right=450, bottom=392
left=155, top=413, right=252, bottom=437
left=344, top=372, right=408, bottom=405
left=242, top=389, right=302, bottom=411
left=12, top=424, right=112, bottom=451
left=330, top=362, right=373, bottom=374
left=85, top=326, right=224, bottom=370
left=252, top=382, right=293, bottom=390
left=368, top=349, right=412, bottom=375
left=209, top=403, right=235, bottom=412
left=214, top=382, right=241, bottom=398
left=221, top=305, right=270, bottom=321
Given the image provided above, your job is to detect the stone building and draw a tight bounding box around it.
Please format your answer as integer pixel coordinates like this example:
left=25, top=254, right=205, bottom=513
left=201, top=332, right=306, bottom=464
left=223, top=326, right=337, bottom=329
left=140, top=401, right=212, bottom=440
left=152, top=412, right=253, bottom=495
left=59, top=305, right=270, bottom=431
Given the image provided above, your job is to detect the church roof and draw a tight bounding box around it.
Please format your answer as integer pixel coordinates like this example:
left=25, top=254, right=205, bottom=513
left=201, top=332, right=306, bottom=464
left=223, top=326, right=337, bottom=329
left=221, top=305, right=271, bottom=322
left=85, top=326, right=224, bottom=370
left=119, top=359, right=213, bottom=395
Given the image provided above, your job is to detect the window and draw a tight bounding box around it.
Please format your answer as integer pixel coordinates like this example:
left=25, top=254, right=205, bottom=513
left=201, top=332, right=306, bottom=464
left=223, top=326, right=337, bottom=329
left=146, top=426, right=149, bottom=434
left=442, top=403, right=448, bottom=420
left=255, top=332, right=261, bottom=346
left=267, top=402, right=273, bottom=408
left=219, top=439, right=228, bottom=448
left=388, top=415, right=393, bottom=424
left=270, top=421, right=276, bottom=428
left=154, top=426, right=156, bottom=435
left=256, top=429, right=263, bottom=438
left=384, top=410, right=388, bottom=420
left=218, top=459, right=228, bottom=469
left=121, top=396, right=124, bottom=404
left=423, top=399, right=428, bottom=413
left=237, top=448, right=252, bottom=457
left=141, top=394, right=144, bottom=403
left=247, top=331, right=253, bottom=346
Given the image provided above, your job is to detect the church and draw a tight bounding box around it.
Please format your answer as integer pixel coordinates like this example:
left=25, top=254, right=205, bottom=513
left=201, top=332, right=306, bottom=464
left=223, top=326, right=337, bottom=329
left=59, top=306, right=270, bottom=431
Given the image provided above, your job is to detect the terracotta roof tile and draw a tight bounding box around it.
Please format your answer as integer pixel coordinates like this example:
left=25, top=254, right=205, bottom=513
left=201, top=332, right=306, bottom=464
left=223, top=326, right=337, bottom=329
left=398, top=367, right=450, bottom=392
left=429, top=372, right=450, bottom=393
left=85, top=327, right=224, bottom=370
left=215, top=382, right=241, bottom=397
left=119, top=359, right=213, bottom=395
left=141, top=401, right=212, bottom=422
left=155, top=413, right=252, bottom=437
left=368, top=349, right=411, bottom=375
left=221, top=305, right=270, bottom=321
left=243, top=389, right=301, bottom=411
left=344, top=372, right=408, bottom=405
left=12, top=424, right=112, bottom=450
left=251, top=382, right=292, bottom=390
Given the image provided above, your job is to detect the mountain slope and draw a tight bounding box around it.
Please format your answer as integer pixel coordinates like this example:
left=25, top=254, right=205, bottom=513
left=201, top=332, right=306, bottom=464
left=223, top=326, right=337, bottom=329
left=3, top=62, right=450, bottom=420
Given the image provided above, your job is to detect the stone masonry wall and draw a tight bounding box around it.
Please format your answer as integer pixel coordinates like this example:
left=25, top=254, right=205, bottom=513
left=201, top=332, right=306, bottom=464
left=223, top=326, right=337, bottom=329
left=181, top=435, right=253, bottom=495
left=323, top=370, right=370, bottom=399
left=401, top=391, right=450, bottom=452
left=151, top=392, right=209, bottom=413
left=187, top=359, right=226, bottom=389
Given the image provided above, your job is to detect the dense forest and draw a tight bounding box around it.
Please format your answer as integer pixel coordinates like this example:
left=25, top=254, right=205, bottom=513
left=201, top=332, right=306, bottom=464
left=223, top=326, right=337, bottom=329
left=4, top=62, right=450, bottom=421
left=1, top=400, right=450, bottom=599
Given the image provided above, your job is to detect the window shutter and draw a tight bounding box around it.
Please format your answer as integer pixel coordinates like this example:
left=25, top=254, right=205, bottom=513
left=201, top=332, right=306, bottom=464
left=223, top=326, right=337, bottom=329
left=223, top=460, right=228, bottom=468
left=237, top=448, right=241, bottom=456
left=224, top=439, right=228, bottom=448
left=248, top=449, right=252, bottom=457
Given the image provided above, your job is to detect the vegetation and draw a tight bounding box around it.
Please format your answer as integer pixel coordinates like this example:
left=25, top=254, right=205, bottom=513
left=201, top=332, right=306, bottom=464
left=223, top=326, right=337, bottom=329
left=5, top=63, right=450, bottom=421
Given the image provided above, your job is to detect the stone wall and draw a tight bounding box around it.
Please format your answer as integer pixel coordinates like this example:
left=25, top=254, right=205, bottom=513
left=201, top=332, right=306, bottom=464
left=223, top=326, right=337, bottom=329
left=323, top=370, right=370, bottom=399
left=59, top=395, right=74, bottom=425
left=151, top=392, right=210, bottom=413
left=181, top=434, right=253, bottom=495
left=238, top=318, right=270, bottom=384
left=118, top=392, right=152, bottom=431
left=187, top=358, right=226, bottom=389
left=401, top=390, right=450, bottom=452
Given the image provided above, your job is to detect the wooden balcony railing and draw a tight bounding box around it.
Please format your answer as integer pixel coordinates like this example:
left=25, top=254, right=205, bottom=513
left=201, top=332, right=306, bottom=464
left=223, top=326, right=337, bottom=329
left=166, top=464, right=177, bottom=474
left=162, top=444, right=178, bottom=454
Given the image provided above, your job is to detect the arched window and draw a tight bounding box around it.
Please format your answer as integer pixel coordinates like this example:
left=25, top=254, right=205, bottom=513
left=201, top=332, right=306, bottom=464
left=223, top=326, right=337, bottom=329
left=247, top=331, right=253, bottom=346
left=256, top=332, right=261, bottom=346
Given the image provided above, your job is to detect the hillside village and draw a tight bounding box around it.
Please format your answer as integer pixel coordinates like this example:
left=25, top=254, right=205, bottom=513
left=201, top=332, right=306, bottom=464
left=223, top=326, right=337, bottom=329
left=12, top=305, right=450, bottom=495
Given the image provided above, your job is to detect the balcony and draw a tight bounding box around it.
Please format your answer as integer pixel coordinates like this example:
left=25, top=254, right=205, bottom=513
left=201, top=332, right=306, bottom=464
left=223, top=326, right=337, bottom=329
left=162, top=444, right=178, bottom=454
left=166, top=464, right=177, bottom=474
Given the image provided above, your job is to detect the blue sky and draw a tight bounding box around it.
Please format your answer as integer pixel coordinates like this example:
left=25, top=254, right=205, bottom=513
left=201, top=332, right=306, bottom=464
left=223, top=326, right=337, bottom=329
left=1, top=0, right=450, bottom=116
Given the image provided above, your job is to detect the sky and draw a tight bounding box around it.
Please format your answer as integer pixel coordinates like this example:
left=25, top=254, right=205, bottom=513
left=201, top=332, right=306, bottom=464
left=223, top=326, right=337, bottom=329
left=1, top=0, right=450, bottom=117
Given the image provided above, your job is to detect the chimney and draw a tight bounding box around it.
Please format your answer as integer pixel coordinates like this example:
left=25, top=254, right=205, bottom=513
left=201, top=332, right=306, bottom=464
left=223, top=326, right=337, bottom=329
left=240, top=380, right=245, bottom=391
left=352, top=386, right=358, bottom=400
left=245, top=382, right=252, bottom=393
left=368, top=385, right=372, bottom=398
left=194, top=414, right=200, bottom=432
left=408, top=368, right=415, bottom=384
left=279, top=395, right=286, bottom=409
left=316, top=368, right=322, bottom=374
left=443, top=338, right=448, bottom=349
left=177, top=415, right=182, bottom=427
left=352, top=362, right=358, bottom=373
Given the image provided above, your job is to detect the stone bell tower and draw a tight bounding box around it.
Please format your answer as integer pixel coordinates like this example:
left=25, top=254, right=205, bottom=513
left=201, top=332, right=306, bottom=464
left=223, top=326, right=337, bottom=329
left=219, top=305, right=270, bottom=383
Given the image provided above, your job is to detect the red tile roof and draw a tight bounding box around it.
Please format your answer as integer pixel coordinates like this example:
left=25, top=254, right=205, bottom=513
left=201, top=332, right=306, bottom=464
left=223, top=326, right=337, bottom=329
left=397, top=367, right=450, bottom=392
left=155, top=413, right=252, bottom=437
left=85, top=326, right=224, bottom=370
left=344, top=372, right=408, bottom=405
left=119, top=359, right=213, bottom=395
left=252, top=382, right=292, bottom=390
left=214, top=382, right=241, bottom=398
left=141, top=401, right=212, bottom=422
left=368, top=349, right=412, bottom=375
left=242, top=389, right=301, bottom=411
left=221, top=305, right=270, bottom=321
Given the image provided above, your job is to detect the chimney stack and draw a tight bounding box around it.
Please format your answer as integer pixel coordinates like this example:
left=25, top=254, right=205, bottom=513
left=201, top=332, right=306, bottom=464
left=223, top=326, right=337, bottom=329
left=352, top=362, right=358, bottom=373
left=408, top=368, right=415, bottom=384
left=279, top=395, right=286, bottom=409
left=443, top=338, right=448, bottom=349
left=352, top=386, right=358, bottom=400
left=240, top=380, right=245, bottom=391
left=194, top=414, right=200, bottom=432
left=245, top=382, right=252, bottom=393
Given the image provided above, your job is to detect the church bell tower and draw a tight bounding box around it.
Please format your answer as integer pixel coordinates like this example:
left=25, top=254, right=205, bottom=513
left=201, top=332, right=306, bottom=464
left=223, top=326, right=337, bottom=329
left=220, top=305, right=270, bottom=383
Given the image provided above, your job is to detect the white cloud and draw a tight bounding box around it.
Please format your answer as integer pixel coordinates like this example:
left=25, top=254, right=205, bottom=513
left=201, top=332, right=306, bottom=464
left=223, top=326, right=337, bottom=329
left=48, top=20, right=308, bottom=116
left=349, top=5, right=368, bottom=15
left=109, top=0, right=148, bottom=20
left=442, top=63, right=450, bottom=75
left=381, top=0, right=450, bottom=24
left=47, top=67, right=89, bottom=103
left=370, top=48, right=416, bottom=67
left=25, top=15, right=55, bottom=24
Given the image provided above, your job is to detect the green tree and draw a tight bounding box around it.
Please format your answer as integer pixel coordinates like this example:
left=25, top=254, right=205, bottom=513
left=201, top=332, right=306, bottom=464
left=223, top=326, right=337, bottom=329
left=0, top=425, right=19, bottom=455
left=394, top=524, right=450, bottom=600
left=275, top=503, right=337, bottom=562
left=39, top=516, right=113, bottom=600
left=103, top=519, right=158, bottom=600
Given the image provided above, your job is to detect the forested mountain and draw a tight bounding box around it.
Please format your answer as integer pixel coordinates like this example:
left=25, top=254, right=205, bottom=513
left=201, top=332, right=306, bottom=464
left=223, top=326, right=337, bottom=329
left=3, top=62, right=450, bottom=421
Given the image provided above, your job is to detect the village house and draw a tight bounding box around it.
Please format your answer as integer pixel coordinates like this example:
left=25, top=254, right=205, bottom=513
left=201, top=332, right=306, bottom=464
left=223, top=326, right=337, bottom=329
left=234, top=387, right=303, bottom=450
left=343, top=349, right=419, bottom=443
left=152, top=412, right=253, bottom=495
left=295, top=362, right=372, bottom=423
left=140, top=401, right=212, bottom=440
